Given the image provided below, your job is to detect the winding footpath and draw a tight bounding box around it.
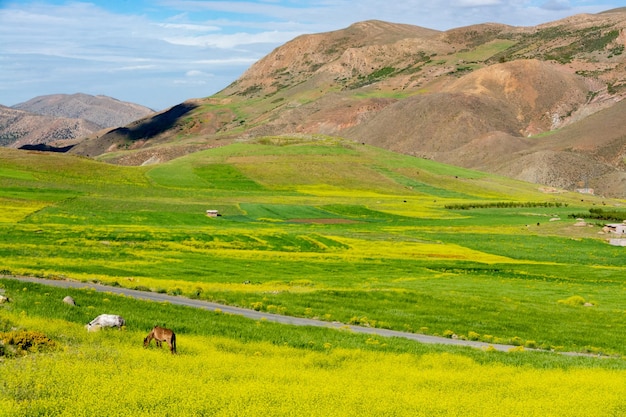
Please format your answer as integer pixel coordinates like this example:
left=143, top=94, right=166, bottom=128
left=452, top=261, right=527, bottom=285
left=0, top=275, right=594, bottom=356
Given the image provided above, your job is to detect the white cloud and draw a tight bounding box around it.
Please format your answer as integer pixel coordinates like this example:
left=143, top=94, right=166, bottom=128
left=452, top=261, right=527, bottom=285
left=113, top=65, right=159, bottom=72
left=186, top=70, right=210, bottom=77
left=163, top=30, right=302, bottom=48
left=158, top=22, right=221, bottom=31
left=173, top=79, right=207, bottom=85
left=158, top=0, right=327, bottom=22
left=193, top=57, right=261, bottom=65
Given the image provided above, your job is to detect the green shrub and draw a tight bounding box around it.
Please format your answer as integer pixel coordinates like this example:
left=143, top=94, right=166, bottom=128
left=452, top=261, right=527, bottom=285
left=443, top=330, right=456, bottom=338
left=558, top=296, right=586, bottom=306
left=167, top=288, right=183, bottom=296
left=510, top=336, right=524, bottom=346
left=525, top=340, right=538, bottom=349
left=348, top=316, right=376, bottom=327
left=0, top=317, right=14, bottom=332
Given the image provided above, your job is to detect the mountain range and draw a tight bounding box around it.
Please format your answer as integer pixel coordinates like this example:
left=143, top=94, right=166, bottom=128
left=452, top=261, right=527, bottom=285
left=6, top=9, right=626, bottom=197
left=0, top=93, right=154, bottom=149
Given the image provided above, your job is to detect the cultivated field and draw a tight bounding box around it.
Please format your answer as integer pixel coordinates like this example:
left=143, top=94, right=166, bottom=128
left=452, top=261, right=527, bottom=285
left=1, top=138, right=626, bottom=415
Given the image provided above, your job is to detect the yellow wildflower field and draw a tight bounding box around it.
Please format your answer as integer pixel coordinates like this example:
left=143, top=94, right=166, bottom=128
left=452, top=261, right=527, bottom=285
left=1, top=323, right=625, bottom=416
left=0, top=199, right=49, bottom=223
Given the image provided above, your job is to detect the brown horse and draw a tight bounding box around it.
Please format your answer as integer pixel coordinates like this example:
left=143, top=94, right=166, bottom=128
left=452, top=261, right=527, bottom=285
left=143, top=326, right=177, bottom=354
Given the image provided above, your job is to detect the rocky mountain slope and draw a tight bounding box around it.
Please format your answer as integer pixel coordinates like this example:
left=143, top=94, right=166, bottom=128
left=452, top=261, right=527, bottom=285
left=0, top=105, right=100, bottom=149
left=70, top=9, right=626, bottom=197
left=1, top=94, right=153, bottom=149
left=12, top=93, right=154, bottom=128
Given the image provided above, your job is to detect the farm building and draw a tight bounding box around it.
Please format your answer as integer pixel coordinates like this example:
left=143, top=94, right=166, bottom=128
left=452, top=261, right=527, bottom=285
left=603, top=222, right=626, bottom=235
left=206, top=210, right=220, bottom=217
left=605, top=221, right=626, bottom=246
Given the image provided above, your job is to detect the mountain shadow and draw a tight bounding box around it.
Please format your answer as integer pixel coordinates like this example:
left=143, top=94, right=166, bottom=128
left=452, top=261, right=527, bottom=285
left=107, top=102, right=198, bottom=141
left=19, top=143, right=75, bottom=153
left=70, top=102, right=199, bottom=158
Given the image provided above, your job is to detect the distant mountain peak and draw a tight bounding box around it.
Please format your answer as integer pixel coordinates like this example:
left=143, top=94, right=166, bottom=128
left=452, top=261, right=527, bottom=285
left=12, top=93, right=154, bottom=128
left=1, top=94, right=154, bottom=149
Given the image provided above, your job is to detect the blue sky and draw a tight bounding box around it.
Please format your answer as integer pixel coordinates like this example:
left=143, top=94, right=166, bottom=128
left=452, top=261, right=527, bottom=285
left=0, top=1, right=623, bottom=110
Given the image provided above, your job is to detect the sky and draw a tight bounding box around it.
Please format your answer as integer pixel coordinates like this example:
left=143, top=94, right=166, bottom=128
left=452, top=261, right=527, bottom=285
left=0, top=1, right=623, bottom=111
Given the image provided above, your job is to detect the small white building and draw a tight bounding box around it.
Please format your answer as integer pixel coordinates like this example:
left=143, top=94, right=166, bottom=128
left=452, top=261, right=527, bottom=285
left=604, top=222, right=626, bottom=235
left=605, top=221, right=626, bottom=246
left=206, top=210, right=220, bottom=217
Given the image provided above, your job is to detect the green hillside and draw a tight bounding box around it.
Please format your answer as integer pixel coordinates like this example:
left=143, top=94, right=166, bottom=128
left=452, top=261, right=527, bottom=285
left=2, top=140, right=626, bottom=414
left=2, top=139, right=625, bottom=355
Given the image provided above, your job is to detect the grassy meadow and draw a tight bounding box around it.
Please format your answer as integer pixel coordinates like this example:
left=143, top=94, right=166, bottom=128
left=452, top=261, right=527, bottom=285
left=1, top=137, right=626, bottom=415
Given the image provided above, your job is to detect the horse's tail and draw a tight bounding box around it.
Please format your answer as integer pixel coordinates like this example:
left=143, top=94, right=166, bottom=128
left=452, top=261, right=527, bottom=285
left=171, top=332, right=177, bottom=354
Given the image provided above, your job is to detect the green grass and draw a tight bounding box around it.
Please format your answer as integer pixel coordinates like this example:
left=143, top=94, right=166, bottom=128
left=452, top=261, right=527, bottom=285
left=3, top=278, right=626, bottom=416
left=1, top=278, right=624, bottom=368
left=0, top=140, right=625, bottom=360
left=455, top=39, right=516, bottom=62
left=2, top=140, right=626, bottom=415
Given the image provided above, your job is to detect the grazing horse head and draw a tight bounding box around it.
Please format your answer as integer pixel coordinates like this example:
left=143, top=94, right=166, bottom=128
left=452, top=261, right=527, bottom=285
left=144, top=326, right=177, bottom=354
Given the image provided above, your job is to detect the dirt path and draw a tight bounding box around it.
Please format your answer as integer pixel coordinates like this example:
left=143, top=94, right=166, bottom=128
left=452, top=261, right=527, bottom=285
left=0, top=275, right=581, bottom=355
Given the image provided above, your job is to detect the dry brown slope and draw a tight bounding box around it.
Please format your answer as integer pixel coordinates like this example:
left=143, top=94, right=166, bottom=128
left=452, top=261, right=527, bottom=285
left=221, top=20, right=443, bottom=97
left=343, top=91, right=521, bottom=154
left=69, top=100, right=237, bottom=164
left=12, top=93, right=154, bottom=129
left=441, top=60, right=591, bottom=135
left=542, top=97, right=626, bottom=167
left=444, top=98, right=626, bottom=196
left=343, top=59, right=591, bottom=152
left=0, top=105, right=101, bottom=148
left=340, top=58, right=626, bottom=197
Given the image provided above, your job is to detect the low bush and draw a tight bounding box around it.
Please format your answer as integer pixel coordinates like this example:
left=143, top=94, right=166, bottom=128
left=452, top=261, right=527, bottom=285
left=558, top=295, right=586, bottom=306
left=0, top=329, right=57, bottom=358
